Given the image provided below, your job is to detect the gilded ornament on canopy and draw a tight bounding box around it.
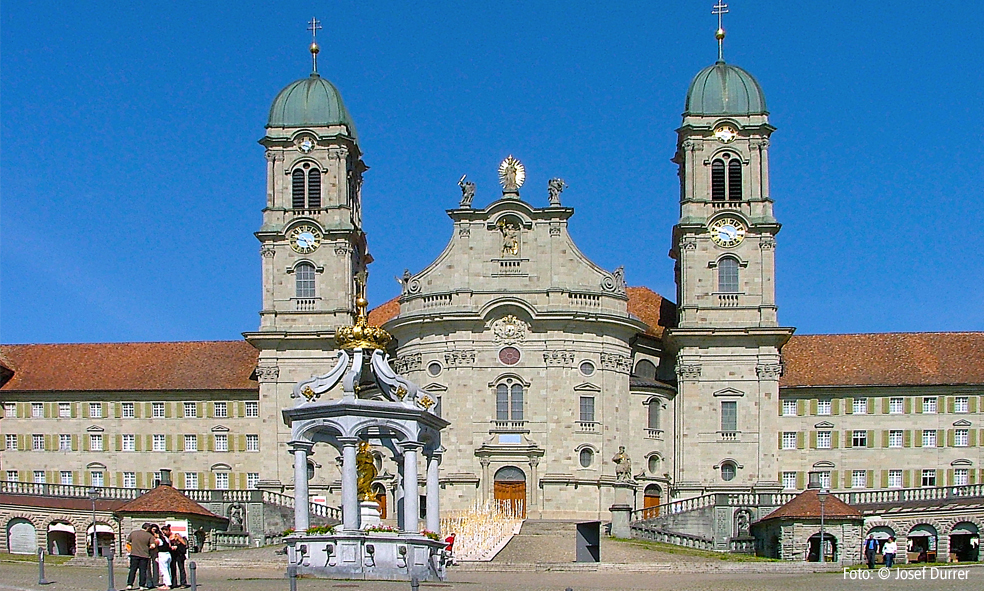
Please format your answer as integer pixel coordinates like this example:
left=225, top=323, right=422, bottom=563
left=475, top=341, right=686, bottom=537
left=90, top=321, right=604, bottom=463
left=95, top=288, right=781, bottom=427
left=334, top=272, right=393, bottom=351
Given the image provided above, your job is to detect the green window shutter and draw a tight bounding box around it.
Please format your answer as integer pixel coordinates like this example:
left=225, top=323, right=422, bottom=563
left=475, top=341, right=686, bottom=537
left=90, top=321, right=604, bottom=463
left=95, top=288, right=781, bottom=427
left=144, top=403, right=152, bottom=418
left=198, top=402, right=205, bottom=418
left=197, top=434, right=204, bottom=450
left=0, top=437, right=5, bottom=451
left=199, top=472, right=207, bottom=488
left=881, top=430, right=889, bottom=448
left=71, top=434, right=78, bottom=451
left=844, top=431, right=853, bottom=448
left=16, top=403, right=24, bottom=418
left=114, top=402, right=121, bottom=418
left=881, top=398, right=890, bottom=414
left=970, top=397, right=978, bottom=413
left=206, top=434, right=213, bottom=452
left=206, top=403, right=213, bottom=418
left=102, top=403, right=108, bottom=418
left=867, top=430, right=874, bottom=448
left=970, top=430, right=978, bottom=447
left=82, top=435, right=90, bottom=452
left=145, top=435, right=153, bottom=451
left=135, top=435, right=143, bottom=452
left=904, top=398, right=912, bottom=414
left=797, top=400, right=806, bottom=416
left=867, top=470, right=874, bottom=488
left=796, top=472, right=805, bottom=490
left=81, top=404, right=89, bottom=419
left=778, top=432, right=783, bottom=448
left=867, top=398, right=875, bottom=414
left=947, top=429, right=955, bottom=447
left=70, top=404, right=77, bottom=418
left=136, top=473, right=144, bottom=488
left=947, top=397, right=955, bottom=413
left=115, top=434, right=122, bottom=451
left=881, top=470, right=889, bottom=488
left=936, top=469, right=943, bottom=486
left=166, top=434, right=173, bottom=452
left=915, top=397, right=923, bottom=413
left=134, top=403, right=142, bottom=419
left=165, top=403, right=173, bottom=419
left=238, top=401, right=246, bottom=418
left=74, top=471, right=81, bottom=484
left=832, top=431, right=839, bottom=448
left=947, top=469, right=954, bottom=485
left=915, top=430, right=922, bottom=447
left=845, top=398, right=853, bottom=414
left=209, top=473, right=216, bottom=489
left=832, top=399, right=840, bottom=415
left=938, top=429, right=945, bottom=447
left=797, top=432, right=805, bottom=449
left=810, top=399, right=818, bottom=415
left=44, top=434, right=51, bottom=451
left=903, top=470, right=911, bottom=488
left=114, top=472, right=122, bottom=487
left=238, top=435, right=246, bottom=452
left=831, top=471, right=839, bottom=489
left=809, top=431, right=817, bottom=449
left=238, top=473, right=247, bottom=490
left=903, top=430, right=912, bottom=447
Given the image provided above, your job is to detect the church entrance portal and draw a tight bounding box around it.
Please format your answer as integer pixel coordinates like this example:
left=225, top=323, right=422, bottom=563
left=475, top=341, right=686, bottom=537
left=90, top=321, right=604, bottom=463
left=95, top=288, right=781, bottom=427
left=493, top=466, right=526, bottom=518
left=642, top=484, right=662, bottom=519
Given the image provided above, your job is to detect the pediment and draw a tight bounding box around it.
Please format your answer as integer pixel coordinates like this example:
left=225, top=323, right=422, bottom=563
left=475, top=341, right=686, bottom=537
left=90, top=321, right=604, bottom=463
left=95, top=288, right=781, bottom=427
left=424, top=383, right=448, bottom=392
left=713, top=387, right=744, bottom=397
left=210, top=463, right=232, bottom=471
left=812, top=460, right=836, bottom=468
left=86, top=462, right=107, bottom=470
left=86, top=425, right=105, bottom=432
left=574, top=382, right=602, bottom=393
left=953, top=419, right=972, bottom=427
left=951, top=459, right=973, bottom=466
left=814, top=421, right=835, bottom=429
left=211, top=425, right=230, bottom=432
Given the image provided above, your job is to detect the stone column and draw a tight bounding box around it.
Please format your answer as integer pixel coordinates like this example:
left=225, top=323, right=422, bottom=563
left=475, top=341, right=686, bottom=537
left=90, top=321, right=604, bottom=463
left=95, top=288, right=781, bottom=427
left=400, top=441, right=422, bottom=533
left=479, top=457, right=490, bottom=504
left=289, top=441, right=314, bottom=532
left=339, top=437, right=359, bottom=531
left=528, top=456, right=540, bottom=517
left=425, top=451, right=442, bottom=534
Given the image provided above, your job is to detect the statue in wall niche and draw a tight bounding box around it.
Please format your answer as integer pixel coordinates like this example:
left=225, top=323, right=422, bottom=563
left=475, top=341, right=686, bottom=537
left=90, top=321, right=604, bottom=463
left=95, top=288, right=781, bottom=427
left=458, top=175, right=475, bottom=208
left=547, top=178, right=567, bottom=206
left=734, top=509, right=752, bottom=538
left=612, top=446, right=632, bottom=481
left=497, top=219, right=521, bottom=257
left=356, top=440, right=378, bottom=501
left=228, top=503, right=245, bottom=532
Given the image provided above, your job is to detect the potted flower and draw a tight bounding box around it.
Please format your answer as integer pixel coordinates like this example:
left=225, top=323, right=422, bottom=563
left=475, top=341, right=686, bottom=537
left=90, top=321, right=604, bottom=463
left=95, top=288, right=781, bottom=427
left=364, top=524, right=400, bottom=535
left=420, top=530, right=440, bottom=541
left=306, top=525, right=336, bottom=535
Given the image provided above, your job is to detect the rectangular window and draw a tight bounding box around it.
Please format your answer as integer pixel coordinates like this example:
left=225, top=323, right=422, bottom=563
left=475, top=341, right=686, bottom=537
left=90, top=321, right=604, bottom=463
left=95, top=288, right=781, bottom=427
left=853, top=398, right=868, bottom=414
left=214, top=402, right=228, bottom=418
left=215, top=473, right=229, bottom=490
left=90, top=471, right=104, bottom=487
left=215, top=434, right=228, bottom=452
left=4, top=404, right=14, bottom=418
left=153, top=434, right=166, bottom=451
left=34, top=471, right=46, bottom=483
left=888, top=470, right=903, bottom=488
left=954, top=469, right=969, bottom=486
left=152, top=402, right=165, bottom=418
left=123, top=472, right=136, bottom=489
left=58, top=403, right=71, bottom=418
left=89, top=403, right=102, bottom=418
left=955, top=429, right=969, bottom=447
left=818, top=471, right=831, bottom=489
left=122, top=434, right=135, bottom=451
left=955, top=396, right=969, bottom=413
left=922, top=430, right=937, bottom=448
left=923, top=397, right=937, bottom=414
left=721, top=401, right=737, bottom=432
left=579, top=396, right=595, bottom=423
left=889, top=397, right=904, bottom=414
left=90, top=434, right=103, bottom=451
left=247, top=473, right=260, bottom=489
left=817, top=400, right=831, bottom=415
left=921, top=469, right=936, bottom=487
left=122, top=403, right=135, bottom=418
left=781, top=432, right=797, bottom=450
left=889, top=430, right=903, bottom=448
left=246, top=434, right=259, bottom=452
left=782, top=471, right=797, bottom=490
left=185, top=472, right=199, bottom=490
left=4, top=434, right=16, bottom=449
left=32, top=434, right=44, bottom=450
left=853, top=430, right=867, bottom=447
left=32, top=403, right=43, bottom=418
left=185, top=434, right=198, bottom=452
left=245, top=401, right=259, bottom=418
left=817, top=431, right=831, bottom=449
left=60, top=471, right=73, bottom=485
left=852, top=470, right=867, bottom=489
left=782, top=400, right=797, bottom=416
left=6, top=470, right=18, bottom=482
left=58, top=434, right=71, bottom=451
left=153, top=472, right=162, bottom=486
left=184, top=402, right=197, bottom=418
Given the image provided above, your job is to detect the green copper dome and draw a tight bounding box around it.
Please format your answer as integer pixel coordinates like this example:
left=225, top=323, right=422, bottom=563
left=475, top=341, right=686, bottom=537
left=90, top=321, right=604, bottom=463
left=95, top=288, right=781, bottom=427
left=267, top=73, right=357, bottom=137
left=684, top=61, right=767, bottom=116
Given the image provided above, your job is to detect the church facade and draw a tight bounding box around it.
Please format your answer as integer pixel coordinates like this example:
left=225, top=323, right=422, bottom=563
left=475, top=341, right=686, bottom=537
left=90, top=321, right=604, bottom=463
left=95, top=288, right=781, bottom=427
left=2, top=32, right=983, bottom=530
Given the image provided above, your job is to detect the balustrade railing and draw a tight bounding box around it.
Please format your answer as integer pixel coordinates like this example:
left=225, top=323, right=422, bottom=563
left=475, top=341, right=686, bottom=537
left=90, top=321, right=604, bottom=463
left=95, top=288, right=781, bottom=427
left=632, top=525, right=715, bottom=550
left=645, top=428, right=664, bottom=440
left=630, top=493, right=716, bottom=521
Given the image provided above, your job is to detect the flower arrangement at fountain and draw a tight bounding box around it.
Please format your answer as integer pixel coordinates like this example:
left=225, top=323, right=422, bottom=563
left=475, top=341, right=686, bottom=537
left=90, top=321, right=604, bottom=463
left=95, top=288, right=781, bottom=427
left=420, top=530, right=440, bottom=541
left=439, top=500, right=524, bottom=561
left=363, top=524, right=399, bottom=534
left=306, top=525, right=335, bottom=535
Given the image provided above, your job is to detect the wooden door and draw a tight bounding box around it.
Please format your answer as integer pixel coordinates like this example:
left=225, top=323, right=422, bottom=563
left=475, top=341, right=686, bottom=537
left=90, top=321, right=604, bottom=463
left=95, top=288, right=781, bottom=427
left=375, top=488, right=387, bottom=519
left=494, top=481, right=526, bottom=518
left=642, top=492, right=661, bottom=519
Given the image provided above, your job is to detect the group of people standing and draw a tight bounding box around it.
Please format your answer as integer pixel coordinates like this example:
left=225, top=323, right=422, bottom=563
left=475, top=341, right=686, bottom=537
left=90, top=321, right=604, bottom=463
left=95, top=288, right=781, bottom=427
left=863, top=534, right=898, bottom=568
left=124, top=522, right=190, bottom=590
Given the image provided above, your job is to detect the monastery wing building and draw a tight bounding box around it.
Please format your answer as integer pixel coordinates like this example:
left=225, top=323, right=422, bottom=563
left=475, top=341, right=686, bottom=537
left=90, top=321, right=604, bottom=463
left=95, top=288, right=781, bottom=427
left=2, top=23, right=984, bottom=559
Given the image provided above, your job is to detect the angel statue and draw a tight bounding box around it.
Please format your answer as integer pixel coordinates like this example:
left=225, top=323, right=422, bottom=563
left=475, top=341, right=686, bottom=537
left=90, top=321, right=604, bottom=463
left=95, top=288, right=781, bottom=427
left=458, top=175, right=476, bottom=208
left=356, top=440, right=378, bottom=502
left=547, top=178, right=568, bottom=206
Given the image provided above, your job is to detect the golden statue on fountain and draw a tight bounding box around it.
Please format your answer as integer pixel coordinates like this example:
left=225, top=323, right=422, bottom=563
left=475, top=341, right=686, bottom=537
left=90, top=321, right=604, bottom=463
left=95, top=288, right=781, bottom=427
left=356, top=440, right=378, bottom=502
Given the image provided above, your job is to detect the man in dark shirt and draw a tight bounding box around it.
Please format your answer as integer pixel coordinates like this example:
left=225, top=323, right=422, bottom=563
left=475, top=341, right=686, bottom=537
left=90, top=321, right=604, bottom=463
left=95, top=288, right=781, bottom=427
left=125, top=523, right=156, bottom=590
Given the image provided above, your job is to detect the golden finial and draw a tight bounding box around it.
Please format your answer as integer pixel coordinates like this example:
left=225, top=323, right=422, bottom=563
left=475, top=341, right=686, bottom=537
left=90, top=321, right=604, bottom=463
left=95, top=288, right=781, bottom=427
left=335, top=270, right=392, bottom=351
left=307, top=17, right=323, bottom=73
left=712, top=1, right=729, bottom=63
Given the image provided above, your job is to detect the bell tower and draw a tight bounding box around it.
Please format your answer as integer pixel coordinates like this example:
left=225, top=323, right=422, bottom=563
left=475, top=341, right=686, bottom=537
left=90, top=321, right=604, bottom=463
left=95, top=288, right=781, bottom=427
left=246, top=22, right=369, bottom=489
left=665, top=7, right=793, bottom=498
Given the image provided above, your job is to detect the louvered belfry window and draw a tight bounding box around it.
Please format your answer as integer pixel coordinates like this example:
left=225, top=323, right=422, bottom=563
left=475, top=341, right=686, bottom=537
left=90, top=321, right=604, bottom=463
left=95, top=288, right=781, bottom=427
left=711, top=155, right=743, bottom=201
left=291, top=164, right=321, bottom=209
left=711, top=159, right=726, bottom=201
left=728, top=159, right=742, bottom=200
left=292, top=169, right=306, bottom=209
left=307, top=169, right=321, bottom=208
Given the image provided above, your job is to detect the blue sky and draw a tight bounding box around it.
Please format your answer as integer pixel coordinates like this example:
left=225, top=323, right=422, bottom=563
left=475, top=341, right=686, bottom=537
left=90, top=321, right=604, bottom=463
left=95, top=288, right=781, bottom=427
left=2, top=1, right=981, bottom=344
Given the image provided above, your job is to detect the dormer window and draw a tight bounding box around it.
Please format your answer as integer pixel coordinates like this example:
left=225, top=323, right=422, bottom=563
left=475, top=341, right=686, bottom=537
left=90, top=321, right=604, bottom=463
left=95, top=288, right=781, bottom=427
left=291, top=163, right=321, bottom=209
left=711, top=154, right=742, bottom=201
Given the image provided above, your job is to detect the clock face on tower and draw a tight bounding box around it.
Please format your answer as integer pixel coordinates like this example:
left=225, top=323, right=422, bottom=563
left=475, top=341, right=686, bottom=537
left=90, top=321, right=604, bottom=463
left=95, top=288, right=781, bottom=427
left=708, top=217, right=746, bottom=248
left=287, top=224, right=323, bottom=254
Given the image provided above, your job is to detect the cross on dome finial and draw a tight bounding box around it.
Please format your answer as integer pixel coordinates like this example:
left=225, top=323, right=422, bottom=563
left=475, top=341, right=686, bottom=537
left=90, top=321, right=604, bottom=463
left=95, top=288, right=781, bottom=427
left=712, top=1, right=729, bottom=63
left=308, top=17, right=323, bottom=74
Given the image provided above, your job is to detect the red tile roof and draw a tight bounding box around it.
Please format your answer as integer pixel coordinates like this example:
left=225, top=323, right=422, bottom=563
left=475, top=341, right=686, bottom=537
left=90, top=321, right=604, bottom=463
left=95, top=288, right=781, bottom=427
left=0, top=341, right=258, bottom=392
left=758, top=489, right=862, bottom=522
left=115, top=484, right=227, bottom=521
left=626, top=286, right=677, bottom=338
left=368, top=296, right=401, bottom=327
left=781, top=332, right=984, bottom=388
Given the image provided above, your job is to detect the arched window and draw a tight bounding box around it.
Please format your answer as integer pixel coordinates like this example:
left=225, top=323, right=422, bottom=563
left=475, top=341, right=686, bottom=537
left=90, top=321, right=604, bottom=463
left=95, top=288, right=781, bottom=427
left=578, top=448, right=594, bottom=468
left=711, top=154, right=742, bottom=201
left=290, top=163, right=322, bottom=209
left=295, top=263, right=315, bottom=298
left=495, top=379, right=524, bottom=421
left=718, top=257, right=739, bottom=293
left=648, top=400, right=661, bottom=430
left=721, top=461, right=737, bottom=481
left=634, top=359, right=657, bottom=379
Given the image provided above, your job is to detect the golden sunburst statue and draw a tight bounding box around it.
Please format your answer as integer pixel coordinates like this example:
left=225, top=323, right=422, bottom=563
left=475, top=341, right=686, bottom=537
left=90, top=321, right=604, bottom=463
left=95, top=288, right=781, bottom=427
left=498, top=155, right=525, bottom=191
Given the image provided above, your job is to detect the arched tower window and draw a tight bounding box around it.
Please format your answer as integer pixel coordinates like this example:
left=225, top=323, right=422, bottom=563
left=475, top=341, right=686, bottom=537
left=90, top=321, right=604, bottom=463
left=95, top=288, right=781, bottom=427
left=495, top=378, right=524, bottom=422
left=711, top=154, right=742, bottom=201
left=718, top=257, right=739, bottom=293
left=647, top=400, right=661, bottom=430
left=295, top=263, right=316, bottom=298
left=291, top=163, right=322, bottom=209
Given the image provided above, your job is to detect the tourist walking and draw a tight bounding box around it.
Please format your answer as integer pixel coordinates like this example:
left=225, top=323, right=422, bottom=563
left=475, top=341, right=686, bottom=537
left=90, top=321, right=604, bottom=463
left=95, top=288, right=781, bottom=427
left=168, top=527, right=189, bottom=588
left=155, top=525, right=174, bottom=590
left=882, top=536, right=898, bottom=568
left=124, top=523, right=155, bottom=590
left=863, top=534, right=879, bottom=569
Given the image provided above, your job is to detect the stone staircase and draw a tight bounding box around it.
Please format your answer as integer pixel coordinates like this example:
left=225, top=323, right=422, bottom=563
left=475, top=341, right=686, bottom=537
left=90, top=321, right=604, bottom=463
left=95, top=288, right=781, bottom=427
left=492, top=520, right=579, bottom=564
